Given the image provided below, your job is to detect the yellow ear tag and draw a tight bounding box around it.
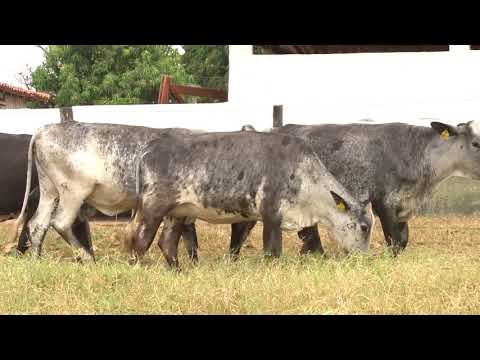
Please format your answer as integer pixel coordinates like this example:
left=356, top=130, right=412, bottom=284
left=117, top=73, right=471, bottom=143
left=336, top=201, right=347, bottom=212
left=440, top=129, right=450, bottom=140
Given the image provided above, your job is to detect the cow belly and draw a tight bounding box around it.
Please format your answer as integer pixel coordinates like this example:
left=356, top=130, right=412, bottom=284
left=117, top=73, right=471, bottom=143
left=280, top=206, right=322, bottom=232
left=169, top=204, right=258, bottom=224
left=86, top=185, right=135, bottom=216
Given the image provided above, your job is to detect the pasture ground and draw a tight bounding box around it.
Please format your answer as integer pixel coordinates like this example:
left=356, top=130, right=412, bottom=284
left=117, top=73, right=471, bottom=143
left=1, top=214, right=480, bottom=314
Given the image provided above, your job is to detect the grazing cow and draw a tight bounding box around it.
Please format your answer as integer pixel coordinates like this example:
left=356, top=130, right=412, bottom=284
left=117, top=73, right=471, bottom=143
left=228, top=121, right=480, bottom=255
left=9, top=121, right=201, bottom=261
left=128, top=131, right=373, bottom=269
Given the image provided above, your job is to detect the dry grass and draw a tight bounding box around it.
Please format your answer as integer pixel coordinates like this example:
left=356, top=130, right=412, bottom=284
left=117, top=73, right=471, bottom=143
left=0, top=215, right=480, bottom=314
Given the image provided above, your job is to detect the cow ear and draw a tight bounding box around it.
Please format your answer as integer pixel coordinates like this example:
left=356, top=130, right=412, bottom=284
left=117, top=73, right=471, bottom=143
left=241, top=124, right=256, bottom=132
left=330, top=191, right=351, bottom=213
left=431, top=122, right=459, bottom=140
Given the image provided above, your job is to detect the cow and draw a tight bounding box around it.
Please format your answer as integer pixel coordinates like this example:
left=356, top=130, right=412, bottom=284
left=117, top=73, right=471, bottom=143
left=0, top=133, right=92, bottom=255
left=225, top=121, right=480, bottom=256
left=127, top=131, right=373, bottom=269
left=0, top=133, right=38, bottom=223
left=0, top=134, right=141, bottom=257
left=8, top=121, right=202, bottom=261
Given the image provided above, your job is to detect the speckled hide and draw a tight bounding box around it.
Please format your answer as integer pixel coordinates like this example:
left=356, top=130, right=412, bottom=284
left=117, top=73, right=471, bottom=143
left=33, top=122, right=196, bottom=216
left=15, top=121, right=199, bottom=259
left=276, top=121, right=480, bottom=249
left=133, top=131, right=372, bottom=267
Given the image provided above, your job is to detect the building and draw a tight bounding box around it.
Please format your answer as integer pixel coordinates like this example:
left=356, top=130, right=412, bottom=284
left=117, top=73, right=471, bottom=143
left=0, top=82, right=50, bottom=109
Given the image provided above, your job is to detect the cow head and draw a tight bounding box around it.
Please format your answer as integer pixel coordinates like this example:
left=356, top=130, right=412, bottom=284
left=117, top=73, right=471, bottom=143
left=431, top=121, right=480, bottom=179
left=327, top=191, right=373, bottom=253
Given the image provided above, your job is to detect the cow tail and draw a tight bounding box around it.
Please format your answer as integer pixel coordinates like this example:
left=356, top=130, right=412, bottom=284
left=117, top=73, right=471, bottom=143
left=6, top=130, right=38, bottom=247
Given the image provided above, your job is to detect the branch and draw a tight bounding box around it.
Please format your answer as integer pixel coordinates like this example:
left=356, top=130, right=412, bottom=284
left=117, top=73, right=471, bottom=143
left=36, top=45, right=48, bottom=55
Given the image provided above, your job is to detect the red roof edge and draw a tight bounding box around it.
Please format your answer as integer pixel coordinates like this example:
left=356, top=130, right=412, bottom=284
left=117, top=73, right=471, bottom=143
left=0, top=82, right=51, bottom=103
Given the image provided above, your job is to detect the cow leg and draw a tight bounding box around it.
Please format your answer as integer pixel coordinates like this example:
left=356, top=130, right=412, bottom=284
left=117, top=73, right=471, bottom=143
left=131, top=213, right=163, bottom=260
left=25, top=165, right=60, bottom=258
left=20, top=216, right=93, bottom=259
left=385, top=221, right=408, bottom=251
left=181, top=219, right=198, bottom=263
left=230, top=221, right=257, bottom=260
left=17, top=186, right=93, bottom=258
left=69, top=204, right=97, bottom=259
left=158, top=217, right=184, bottom=270
left=298, top=226, right=325, bottom=255
left=27, top=198, right=57, bottom=258
left=262, top=218, right=282, bottom=258
left=397, top=222, right=409, bottom=249
left=70, top=217, right=94, bottom=261
left=50, top=190, right=95, bottom=262
left=373, top=201, right=408, bottom=254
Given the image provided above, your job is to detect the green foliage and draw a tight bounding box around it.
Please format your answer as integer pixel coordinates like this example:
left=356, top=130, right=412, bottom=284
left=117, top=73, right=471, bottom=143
left=181, top=45, right=229, bottom=93
left=29, top=45, right=193, bottom=107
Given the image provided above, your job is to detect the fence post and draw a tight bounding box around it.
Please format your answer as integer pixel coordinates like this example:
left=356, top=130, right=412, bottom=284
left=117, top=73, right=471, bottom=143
left=273, top=105, right=283, bottom=128
left=60, top=107, right=74, bottom=123
left=158, top=75, right=171, bottom=104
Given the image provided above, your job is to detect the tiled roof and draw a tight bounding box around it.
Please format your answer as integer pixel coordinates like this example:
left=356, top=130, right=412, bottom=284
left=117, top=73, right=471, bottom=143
left=0, top=82, right=50, bottom=103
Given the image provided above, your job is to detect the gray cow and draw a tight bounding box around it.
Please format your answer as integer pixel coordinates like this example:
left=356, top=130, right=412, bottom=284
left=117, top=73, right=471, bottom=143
left=9, top=121, right=202, bottom=261
left=227, top=121, right=480, bottom=255
left=128, top=131, right=373, bottom=269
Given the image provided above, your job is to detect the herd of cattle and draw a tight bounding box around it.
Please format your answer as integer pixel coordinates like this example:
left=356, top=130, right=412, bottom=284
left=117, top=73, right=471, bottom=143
left=2, top=118, right=480, bottom=269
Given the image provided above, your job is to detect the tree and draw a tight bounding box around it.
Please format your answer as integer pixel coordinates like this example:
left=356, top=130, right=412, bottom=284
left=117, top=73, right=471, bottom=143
left=181, top=45, right=229, bottom=92
left=28, top=45, right=193, bottom=107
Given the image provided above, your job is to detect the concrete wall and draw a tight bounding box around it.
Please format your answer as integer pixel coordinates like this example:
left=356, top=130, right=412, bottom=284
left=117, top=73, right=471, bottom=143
left=0, top=103, right=274, bottom=135
left=0, top=108, right=61, bottom=134
left=71, top=103, right=273, bottom=132
left=228, top=45, right=480, bottom=127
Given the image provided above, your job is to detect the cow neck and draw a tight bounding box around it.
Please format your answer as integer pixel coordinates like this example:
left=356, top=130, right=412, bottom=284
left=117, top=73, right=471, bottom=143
left=423, top=136, right=462, bottom=190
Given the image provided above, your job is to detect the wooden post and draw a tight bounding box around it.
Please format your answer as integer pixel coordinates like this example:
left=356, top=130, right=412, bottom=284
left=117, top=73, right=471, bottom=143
left=273, top=105, right=283, bottom=128
left=170, top=84, right=227, bottom=102
left=158, top=75, right=171, bottom=104
left=170, top=85, right=185, bottom=103
left=60, top=107, right=74, bottom=123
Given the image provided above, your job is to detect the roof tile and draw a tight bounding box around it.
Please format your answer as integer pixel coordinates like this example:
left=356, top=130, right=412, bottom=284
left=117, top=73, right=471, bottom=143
left=0, top=82, right=50, bottom=103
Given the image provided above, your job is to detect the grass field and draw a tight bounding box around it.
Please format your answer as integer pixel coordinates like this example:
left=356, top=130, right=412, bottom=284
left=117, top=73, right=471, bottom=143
left=1, top=213, right=480, bottom=314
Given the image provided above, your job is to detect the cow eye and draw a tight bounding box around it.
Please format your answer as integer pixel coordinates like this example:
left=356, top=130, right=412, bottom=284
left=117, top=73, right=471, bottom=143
left=473, top=142, right=480, bottom=149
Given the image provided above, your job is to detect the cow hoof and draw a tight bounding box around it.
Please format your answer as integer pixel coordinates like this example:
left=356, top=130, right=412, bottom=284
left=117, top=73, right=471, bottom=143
left=384, top=245, right=402, bottom=258
left=72, top=248, right=95, bottom=264
left=14, top=248, right=26, bottom=257
left=166, top=264, right=182, bottom=273
left=229, top=254, right=240, bottom=262
left=128, top=256, right=140, bottom=266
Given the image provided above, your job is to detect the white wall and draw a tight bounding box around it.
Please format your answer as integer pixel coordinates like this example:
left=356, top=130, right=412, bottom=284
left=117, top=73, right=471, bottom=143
left=0, top=103, right=274, bottom=135
left=72, top=103, right=273, bottom=132
left=2, top=45, right=477, bottom=136
left=0, top=108, right=61, bottom=135
left=229, top=45, right=480, bottom=127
